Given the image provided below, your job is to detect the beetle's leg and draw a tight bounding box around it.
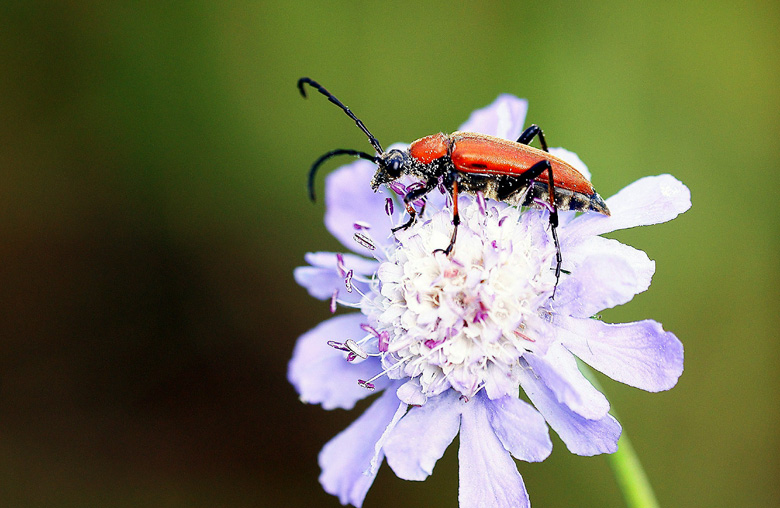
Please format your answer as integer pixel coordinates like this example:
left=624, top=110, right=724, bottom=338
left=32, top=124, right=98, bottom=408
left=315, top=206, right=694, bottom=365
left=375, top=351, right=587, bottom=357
left=516, top=124, right=549, bottom=152
left=391, top=179, right=437, bottom=233
left=434, top=173, right=460, bottom=256
left=522, top=159, right=562, bottom=297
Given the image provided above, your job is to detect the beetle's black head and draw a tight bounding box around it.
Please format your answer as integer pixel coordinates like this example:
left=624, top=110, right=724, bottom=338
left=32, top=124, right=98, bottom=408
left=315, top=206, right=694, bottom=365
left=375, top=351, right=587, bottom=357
left=371, top=149, right=409, bottom=190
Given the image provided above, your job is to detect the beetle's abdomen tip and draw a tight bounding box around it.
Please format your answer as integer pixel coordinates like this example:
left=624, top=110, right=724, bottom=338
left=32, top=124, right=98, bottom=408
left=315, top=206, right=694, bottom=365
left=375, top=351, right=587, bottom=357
left=590, top=192, right=610, bottom=216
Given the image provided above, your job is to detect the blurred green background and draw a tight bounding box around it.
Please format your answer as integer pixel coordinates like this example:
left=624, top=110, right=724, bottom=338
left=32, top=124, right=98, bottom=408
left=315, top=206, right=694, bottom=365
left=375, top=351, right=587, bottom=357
left=0, top=1, right=777, bottom=507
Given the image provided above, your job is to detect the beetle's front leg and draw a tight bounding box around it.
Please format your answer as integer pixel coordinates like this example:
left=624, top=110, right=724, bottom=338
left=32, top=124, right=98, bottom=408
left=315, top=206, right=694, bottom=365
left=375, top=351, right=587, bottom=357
left=391, top=179, right=438, bottom=233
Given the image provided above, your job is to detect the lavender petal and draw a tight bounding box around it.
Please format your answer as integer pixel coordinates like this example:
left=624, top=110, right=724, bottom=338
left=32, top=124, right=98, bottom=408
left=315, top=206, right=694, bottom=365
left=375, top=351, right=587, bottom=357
left=288, top=314, right=389, bottom=410
left=294, top=252, right=377, bottom=305
left=554, top=316, right=685, bottom=392
left=384, top=390, right=462, bottom=481
left=567, top=174, right=691, bottom=239
left=318, top=388, right=406, bottom=508
left=459, top=394, right=530, bottom=508
left=458, top=94, right=529, bottom=141
left=486, top=395, right=552, bottom=463
left=555, top=237, right=655, bottom=317
left=524, top=344, right=611, bottom=420
left=324, top=159, right=395, bottom=255
left=518, top=363, right=621, bottom=456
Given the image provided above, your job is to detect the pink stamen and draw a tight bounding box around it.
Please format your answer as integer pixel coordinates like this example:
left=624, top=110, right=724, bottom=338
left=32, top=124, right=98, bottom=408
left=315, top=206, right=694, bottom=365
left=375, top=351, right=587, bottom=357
left=378, top=331, right=390, bottom=352
left=533, top=197, right=554, bottom=213
left=424, top=338, right=444, bottom=349
left=514, top=330, right=536, bottom=342
left=360, top=324, right=379, bottom=337
left=473, top=302, right=488, bottom=323
left=336, top=253, right=346, bottom=277
left=330, top=289, right=338, bottom=313
left=476, top=191, right=486, bottom=215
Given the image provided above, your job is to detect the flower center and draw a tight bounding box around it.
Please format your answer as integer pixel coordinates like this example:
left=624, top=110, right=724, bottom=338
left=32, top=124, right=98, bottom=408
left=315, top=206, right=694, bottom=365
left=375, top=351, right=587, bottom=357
left=365, top=199, right=557, bottom=400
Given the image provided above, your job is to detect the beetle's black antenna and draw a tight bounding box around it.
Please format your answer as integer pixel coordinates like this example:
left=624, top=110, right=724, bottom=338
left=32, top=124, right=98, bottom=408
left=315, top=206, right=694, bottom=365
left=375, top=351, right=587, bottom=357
left=298, top=77, right=384, bottom=155
left=308, top=149, right=378, bottom=202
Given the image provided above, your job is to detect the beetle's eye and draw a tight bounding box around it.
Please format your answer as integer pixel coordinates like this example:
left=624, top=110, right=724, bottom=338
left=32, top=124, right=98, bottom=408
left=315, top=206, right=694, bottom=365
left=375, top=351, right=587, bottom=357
left=386, top=157, right=402, bottom=178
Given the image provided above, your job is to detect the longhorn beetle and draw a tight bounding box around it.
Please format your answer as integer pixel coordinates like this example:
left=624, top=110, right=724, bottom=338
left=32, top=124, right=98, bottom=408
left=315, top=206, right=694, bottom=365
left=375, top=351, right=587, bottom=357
left=298, top=77, right=610, bottom=293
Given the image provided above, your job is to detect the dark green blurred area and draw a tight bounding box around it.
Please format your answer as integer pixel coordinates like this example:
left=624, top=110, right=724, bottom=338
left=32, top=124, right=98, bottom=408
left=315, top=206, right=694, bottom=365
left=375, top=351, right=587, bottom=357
left=0, top=1, right=777, bottom=507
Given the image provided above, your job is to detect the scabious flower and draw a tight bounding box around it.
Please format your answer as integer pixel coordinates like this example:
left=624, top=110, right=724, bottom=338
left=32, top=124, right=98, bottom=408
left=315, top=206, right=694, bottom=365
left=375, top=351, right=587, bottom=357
left=289, top=94, right=691, bottom=508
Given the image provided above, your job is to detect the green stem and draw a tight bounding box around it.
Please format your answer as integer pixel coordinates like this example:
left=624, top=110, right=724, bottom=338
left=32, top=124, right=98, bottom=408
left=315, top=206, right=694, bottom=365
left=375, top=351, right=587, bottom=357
left=579, top=362, right=661, bottom=508
left=608, top=430, right=661, bottom=508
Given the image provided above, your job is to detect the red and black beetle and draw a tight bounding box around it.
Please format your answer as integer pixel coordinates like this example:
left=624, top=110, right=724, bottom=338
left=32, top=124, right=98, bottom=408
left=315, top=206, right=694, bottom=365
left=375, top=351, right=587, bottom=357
left=298, top=77, right=610, bottom=291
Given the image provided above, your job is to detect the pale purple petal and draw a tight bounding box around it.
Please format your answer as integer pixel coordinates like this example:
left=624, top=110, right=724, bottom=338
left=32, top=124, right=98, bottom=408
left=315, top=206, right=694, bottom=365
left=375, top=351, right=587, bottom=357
left=554, top=316, right=684, bottom=392
left=483, top=362, right=520, bottom=400
left=288, top=314, right=388, bottom=410
left=369, top=396, right=409, bottom=475
left=384, top=390, right=462, bottom=481
left=518, top=364, right=621, bottom=456
left=458, top=94, right=528, bottom=141
left=524, top=344, right=610, bottom=420
left=567, top=174, right=691, bottom=239
left=548, top=147, right=591, bottom=181
left=486, top=396, right=552, bottom=463
left=555, top=237, right=655, bottom=317
left=319, top=389, right=405, bottom=508
left=459, top=395, right=530, bottom=508
left=324, top=159, right=395, bottom=255
left=396, top=379, right=427, bottom=406
left=304, top=251, right=379, bottom=275
left=294, top=252, right=378, bottom=305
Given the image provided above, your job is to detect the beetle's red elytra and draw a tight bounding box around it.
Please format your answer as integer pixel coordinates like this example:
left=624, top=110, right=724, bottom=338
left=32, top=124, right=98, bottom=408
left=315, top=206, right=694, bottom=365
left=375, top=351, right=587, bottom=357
left=297, top=77, right=610, bottom=295
left=411, top=132, right=608, bottom=212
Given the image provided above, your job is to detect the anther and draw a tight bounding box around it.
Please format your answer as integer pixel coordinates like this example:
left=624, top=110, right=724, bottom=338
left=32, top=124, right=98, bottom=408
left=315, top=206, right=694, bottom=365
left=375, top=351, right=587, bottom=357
left=344, top=269, right=354, bottom=293
left=336, top=253, right=346, bottom=277
left=358, top=380, right=376, bottom=390
left=344, top=339, right=368, bottom=360
left=385, top=197, right=394, bottom=216
left=353, top=232, right=377, bottom=250
left=388, top=182, right=407, bottom=196
left=327, top=340, right=350, bottom=351
left=353, top=221, right=371, bottom=230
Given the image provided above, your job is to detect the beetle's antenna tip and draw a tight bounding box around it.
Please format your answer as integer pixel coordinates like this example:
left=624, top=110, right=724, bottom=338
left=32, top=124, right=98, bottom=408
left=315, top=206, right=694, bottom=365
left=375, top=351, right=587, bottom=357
left=297, top=77, right=309, bottom=98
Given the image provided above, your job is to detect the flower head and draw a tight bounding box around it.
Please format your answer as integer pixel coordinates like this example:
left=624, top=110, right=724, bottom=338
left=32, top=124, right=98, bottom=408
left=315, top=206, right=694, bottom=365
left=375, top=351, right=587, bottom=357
left=289, top=95, right=691, bottom=508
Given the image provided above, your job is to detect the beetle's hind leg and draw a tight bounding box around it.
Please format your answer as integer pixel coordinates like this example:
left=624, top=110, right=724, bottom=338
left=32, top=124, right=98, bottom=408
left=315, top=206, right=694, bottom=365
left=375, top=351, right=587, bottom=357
left=433, top=172, right=461, bottom=256
left=516, top=124, right=549, bottom=152
left=521, top=159, right=562, bottom=297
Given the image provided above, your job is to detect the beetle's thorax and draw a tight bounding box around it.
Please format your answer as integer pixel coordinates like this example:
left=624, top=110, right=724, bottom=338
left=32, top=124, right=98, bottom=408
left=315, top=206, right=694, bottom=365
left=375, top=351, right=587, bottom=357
left=371, top=145, right=450, bottom=190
